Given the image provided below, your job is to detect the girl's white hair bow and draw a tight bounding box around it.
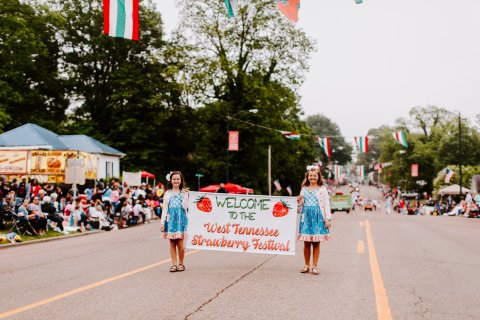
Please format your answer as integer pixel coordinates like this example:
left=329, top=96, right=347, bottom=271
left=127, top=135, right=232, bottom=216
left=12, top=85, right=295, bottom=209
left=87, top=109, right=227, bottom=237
left=166, top=171, right=173, bottom=182
left=306, top=164, right=321, bottom=172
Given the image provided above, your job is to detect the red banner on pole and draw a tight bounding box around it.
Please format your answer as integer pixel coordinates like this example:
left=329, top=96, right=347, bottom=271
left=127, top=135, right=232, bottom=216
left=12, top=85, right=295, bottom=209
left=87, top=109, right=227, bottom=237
left=411, top=164, right=419, bottom=177
left=228, top=131, right=239, bottom=151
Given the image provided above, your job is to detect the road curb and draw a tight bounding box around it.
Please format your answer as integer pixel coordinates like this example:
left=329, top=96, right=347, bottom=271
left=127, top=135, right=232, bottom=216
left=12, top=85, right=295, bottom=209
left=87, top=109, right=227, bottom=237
left=0, top=230, right=102, bottom=250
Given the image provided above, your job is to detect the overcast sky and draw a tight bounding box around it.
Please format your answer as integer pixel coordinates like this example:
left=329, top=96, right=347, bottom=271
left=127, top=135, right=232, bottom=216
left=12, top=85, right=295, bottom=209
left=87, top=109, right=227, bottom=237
left=155, top=0, right=480, bottom=138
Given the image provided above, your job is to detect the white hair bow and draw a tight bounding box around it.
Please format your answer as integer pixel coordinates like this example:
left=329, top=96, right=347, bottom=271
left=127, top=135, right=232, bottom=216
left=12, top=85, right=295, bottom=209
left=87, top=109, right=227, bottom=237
left=166, top=171, right=173, bottom=182
left=306, top=164, right=320, bottom=172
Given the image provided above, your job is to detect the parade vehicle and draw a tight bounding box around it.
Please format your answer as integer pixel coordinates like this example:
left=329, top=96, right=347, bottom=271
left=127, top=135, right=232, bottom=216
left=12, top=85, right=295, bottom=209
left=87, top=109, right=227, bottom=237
left=364, top=199, right=376, bottom=211
left=330, top=192, right=353, bottom=214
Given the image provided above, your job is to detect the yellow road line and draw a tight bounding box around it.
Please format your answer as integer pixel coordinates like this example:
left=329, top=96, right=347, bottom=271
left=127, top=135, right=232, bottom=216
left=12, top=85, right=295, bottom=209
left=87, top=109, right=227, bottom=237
left=365, top=220, right=393, bottom=320
left=357, top=240, right=365, bottom=254
left=0, top=250, right=200, bottom=319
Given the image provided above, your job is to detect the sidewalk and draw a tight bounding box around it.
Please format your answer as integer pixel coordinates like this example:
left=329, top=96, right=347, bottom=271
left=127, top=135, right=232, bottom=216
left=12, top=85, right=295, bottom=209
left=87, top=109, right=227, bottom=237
left=0, top=229, right=102, bottom=250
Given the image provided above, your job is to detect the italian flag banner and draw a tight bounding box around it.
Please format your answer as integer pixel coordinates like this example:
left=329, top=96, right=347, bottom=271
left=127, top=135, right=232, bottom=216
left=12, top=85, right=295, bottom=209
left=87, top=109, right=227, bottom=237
left=224, top=0, right=238, bottom=18
left=392, top=131, right=408, bottom=148
left=103, top=0, right=139, bottom=41
left=354, top=136, right=368, bottom=153
left=317, top=136, right=331, bottom=158
left=278, top=130, right=301, bottom=140
left=357, top=165, right=365, bottom=180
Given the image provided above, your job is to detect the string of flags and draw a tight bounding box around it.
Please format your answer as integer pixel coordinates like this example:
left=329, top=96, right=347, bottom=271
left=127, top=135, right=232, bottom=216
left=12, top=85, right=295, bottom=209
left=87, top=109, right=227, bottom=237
left=222, top=0, right=363, bottom=23
left=392, top=131, right=408, bottom=148
left=102, top=0, right=366, bottom=40
left=317, top=137, right=332, bottom=158
left=354, top=136, right=368, bottom=153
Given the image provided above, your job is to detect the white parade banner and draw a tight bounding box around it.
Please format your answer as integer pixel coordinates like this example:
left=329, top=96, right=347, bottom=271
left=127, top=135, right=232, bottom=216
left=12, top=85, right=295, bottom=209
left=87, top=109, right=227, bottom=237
left=186, top=192, right=297, bottom=255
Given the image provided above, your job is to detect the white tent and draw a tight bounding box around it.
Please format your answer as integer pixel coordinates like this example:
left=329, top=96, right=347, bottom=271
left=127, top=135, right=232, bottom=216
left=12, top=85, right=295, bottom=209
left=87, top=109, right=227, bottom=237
left=438, top=184, right=472, bottom=195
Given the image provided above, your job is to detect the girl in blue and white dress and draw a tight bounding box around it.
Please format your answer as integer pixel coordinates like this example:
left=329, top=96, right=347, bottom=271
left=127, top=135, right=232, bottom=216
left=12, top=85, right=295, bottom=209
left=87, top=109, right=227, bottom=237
left=160, top=171, right=189, bottom=272
left=297, top=166, right=332, bottom=275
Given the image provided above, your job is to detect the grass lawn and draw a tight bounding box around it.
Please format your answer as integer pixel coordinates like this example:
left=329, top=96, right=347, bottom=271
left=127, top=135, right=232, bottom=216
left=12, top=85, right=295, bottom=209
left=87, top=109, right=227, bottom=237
left=0, top=227, right=78, bottom=245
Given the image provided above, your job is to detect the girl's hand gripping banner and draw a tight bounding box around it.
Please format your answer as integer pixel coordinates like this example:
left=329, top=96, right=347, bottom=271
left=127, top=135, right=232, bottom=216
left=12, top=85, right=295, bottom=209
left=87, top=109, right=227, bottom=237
left=187, top=192, right=297, bottom=255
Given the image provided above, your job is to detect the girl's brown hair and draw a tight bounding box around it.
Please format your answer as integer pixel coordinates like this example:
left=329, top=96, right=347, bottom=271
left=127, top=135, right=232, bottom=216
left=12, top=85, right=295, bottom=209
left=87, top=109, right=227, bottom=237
left=301, top=170, right=324, bottom=188
left=167, top=171, right=186, bottom=190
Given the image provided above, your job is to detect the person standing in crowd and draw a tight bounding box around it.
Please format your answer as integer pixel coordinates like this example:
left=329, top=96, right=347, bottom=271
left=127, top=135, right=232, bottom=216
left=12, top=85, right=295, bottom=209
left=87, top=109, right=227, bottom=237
left=16, top=177, right=29, bottom=207
left=216, top=183, right=228, bottom=193
left=297, top=166, right=331, bottom=275
left=160, top=171, right=189, bottom=272
left=29, top=179, right=41, bottom=198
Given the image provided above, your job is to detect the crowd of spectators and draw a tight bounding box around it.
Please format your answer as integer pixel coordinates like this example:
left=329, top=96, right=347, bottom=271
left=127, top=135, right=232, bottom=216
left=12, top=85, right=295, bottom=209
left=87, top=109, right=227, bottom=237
left=0, top=176, right=165, bottom=237
left=381, top=186, right=480, bottom=218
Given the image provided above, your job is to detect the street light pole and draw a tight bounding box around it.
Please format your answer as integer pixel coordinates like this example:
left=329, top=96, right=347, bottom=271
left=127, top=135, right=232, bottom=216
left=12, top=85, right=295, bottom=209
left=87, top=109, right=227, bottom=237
left=458, top=112, right=463, bottom=195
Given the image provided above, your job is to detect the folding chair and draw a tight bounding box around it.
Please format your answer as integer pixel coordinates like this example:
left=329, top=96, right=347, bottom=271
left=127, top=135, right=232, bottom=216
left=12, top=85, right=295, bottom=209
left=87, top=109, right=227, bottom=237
left=13, top=213, right=39, bottom=237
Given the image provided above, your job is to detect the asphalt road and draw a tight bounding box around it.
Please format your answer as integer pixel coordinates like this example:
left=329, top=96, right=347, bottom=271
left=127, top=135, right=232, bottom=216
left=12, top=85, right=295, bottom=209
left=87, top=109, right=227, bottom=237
left=1, top=186, right=479, bottom=320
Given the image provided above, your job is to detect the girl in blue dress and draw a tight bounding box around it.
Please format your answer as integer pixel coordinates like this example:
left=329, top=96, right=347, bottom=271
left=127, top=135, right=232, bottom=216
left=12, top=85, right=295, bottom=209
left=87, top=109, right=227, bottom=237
left=160, top=171, right=189, bottom=272
left=297, top=166, right=332, bottom=275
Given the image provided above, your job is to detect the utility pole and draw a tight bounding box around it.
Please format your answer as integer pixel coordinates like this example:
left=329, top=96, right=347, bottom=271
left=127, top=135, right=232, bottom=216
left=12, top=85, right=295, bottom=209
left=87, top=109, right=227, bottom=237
left=458, top=112, right=463, bottom=195
left=268, top=145, right=271, bottom=196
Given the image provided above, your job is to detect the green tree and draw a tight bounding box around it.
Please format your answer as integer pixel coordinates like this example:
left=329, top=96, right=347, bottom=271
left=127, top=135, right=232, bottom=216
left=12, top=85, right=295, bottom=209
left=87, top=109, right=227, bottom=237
left=53, top=0, right=190, bottom=180
left=0, top=0, right=68, bottom=131
left=175, top=0, right=317, bottom=193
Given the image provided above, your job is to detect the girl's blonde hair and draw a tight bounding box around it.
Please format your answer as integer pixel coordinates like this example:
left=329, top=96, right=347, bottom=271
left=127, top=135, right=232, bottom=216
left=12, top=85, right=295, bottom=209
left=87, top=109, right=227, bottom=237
left=301, top=170, right=324, bottom=188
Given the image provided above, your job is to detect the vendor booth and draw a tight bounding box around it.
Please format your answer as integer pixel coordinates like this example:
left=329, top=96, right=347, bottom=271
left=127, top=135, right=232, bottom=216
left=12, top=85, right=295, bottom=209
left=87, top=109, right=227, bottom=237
left=0, top=123, right=124, bottom=183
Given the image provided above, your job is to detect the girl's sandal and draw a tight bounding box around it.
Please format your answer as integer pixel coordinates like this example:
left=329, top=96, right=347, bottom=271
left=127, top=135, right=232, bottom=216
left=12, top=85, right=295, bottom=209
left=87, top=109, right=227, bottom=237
left=311, top=266, right=319, bottom=275
left=177, top=264, right=185, bottom=272
left=300, top=266, right=310, bottom=273
left=170, top=265, right=178, bottom=272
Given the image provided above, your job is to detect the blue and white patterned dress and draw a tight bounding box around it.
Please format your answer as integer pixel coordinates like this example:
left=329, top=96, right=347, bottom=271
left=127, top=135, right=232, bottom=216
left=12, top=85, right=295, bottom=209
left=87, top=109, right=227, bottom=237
left=163, top=192, right=188, bottom=239
left=298, top=188, right=330, bottom=242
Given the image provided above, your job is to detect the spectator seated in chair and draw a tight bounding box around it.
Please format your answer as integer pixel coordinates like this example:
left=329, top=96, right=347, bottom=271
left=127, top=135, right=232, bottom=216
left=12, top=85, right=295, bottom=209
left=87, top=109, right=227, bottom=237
left=1, top=194, right=16, bottom=228
left=41, top=196, right=67, bottom=234
left=27, top=197, right=48, bottom=236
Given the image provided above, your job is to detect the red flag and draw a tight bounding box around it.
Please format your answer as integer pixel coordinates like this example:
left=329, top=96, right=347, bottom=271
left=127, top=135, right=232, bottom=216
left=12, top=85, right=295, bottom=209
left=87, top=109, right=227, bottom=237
left=228, top=131, right=239, bottom=151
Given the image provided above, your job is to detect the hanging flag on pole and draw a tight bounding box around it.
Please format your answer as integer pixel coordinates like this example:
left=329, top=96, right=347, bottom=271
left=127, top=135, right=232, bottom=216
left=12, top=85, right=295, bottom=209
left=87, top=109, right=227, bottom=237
left=103, top=0, right=139, bottom=40
left=278, top=130, right=301, bottom=140
left=392, top=131, right=408, bottom=148
left=357, top=165, right=365, bottom=180
left=354, top=136, right=369, bottom=153
left=275, top=0, right=300, bottom=23
left=411, top=164, right=419, bottom=177
left=273, top=179, right=282, bottom=191
left=317, top=137, right=331, bottom=158
left=224, top=0, right=238, bottom=18
left=228, top=131, right=239, bottom=151
left=334, top=165, right=342, bottom=183
left=445, top=168, right=455, bottom=183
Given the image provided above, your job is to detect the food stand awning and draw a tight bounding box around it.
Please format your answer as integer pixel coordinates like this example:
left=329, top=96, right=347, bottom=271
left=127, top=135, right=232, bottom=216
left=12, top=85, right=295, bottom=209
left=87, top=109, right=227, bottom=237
left=438, top=184, right=472, bottom=195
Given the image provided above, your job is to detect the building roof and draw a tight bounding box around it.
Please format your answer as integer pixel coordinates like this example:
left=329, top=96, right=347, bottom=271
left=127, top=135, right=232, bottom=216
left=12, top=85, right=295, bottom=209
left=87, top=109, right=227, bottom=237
left=59, top=135, right=124, bottom=156
left=0, top=123, right=68, bottom=149
left=0, top=123, right=124, bottom=156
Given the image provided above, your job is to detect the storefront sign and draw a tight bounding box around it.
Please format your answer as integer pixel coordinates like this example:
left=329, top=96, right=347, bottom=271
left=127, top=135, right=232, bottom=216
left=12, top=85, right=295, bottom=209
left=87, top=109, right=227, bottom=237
left=0, top=151, right=28, bottom=174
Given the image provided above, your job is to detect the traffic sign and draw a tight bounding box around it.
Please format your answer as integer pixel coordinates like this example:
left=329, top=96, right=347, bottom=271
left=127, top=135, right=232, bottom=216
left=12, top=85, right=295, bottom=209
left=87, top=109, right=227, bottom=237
left=195, top=173, right=204, bottom=178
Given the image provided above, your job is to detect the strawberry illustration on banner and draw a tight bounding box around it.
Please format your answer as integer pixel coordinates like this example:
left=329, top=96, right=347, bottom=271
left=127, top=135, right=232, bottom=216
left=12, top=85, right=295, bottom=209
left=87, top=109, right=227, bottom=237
left=354, top=136, right=369, bottom=153
left=392, top=131, right=408, bottom=148
left=103, top=0, right=139, bottom=40
left=276, top=0, right=300, bottom=23
left=317, top=137, right=331, bottom=158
